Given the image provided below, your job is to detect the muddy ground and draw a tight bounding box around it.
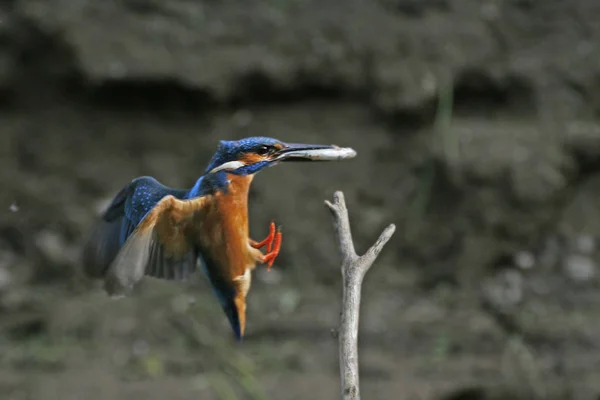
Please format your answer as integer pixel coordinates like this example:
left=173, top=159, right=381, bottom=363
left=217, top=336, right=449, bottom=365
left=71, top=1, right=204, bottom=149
left=2, top=0, right=600, bottom=399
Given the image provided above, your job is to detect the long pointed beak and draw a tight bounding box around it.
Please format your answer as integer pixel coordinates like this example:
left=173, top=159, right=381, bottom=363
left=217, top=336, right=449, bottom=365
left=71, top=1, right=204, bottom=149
left=273, top=143, right=357, bottom=162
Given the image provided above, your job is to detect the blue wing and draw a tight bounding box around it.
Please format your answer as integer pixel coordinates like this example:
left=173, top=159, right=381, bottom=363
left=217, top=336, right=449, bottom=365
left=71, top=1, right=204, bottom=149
left=82, top=176, right=189, bottom=279
left=84, top=175, right=244, bottom=340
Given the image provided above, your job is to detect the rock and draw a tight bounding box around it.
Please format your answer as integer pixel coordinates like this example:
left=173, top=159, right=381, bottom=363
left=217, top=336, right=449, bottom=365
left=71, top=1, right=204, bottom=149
left=8, top=201, right=19, bottom=212
left=33, top=230, right=78, bottom=267
left=562, top=254, right=596, bottom=283
left=514, top=251, right=535, bottom=270
left=574, top=234, right=596, bottom=255
left=482, top=269, right=524, bottom=309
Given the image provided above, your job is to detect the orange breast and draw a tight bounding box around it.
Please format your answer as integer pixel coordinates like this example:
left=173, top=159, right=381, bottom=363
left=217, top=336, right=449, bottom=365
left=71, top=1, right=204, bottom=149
left=195, top=174, right=255, bottom=280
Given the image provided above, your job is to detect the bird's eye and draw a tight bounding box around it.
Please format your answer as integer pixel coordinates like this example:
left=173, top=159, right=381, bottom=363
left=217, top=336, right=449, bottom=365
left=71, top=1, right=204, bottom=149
left=257, top=145, right=271, bottom=155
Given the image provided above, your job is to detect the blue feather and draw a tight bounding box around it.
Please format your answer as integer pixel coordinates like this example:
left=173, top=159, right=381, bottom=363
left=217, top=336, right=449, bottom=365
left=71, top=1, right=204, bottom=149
left=83, top=176, right=188, bottom=277
left=204, top=137, right=281, bottom=174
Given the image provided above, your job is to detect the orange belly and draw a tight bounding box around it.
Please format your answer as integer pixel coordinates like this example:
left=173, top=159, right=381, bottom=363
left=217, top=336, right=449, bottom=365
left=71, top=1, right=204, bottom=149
left=196, top=174, right=256, bottom=280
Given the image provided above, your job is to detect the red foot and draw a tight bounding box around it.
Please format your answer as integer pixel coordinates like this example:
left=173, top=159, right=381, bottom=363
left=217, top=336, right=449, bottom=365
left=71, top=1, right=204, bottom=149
left=251, top=222, right=276, bottom=252
left=261, top=231, right=282, bottom=271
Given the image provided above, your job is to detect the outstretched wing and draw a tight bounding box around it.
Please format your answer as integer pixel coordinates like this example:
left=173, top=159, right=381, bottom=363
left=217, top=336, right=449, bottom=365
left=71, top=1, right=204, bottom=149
left=82, top=176, right=187, bottom=279
left=102, top=194, right=212, bottom=296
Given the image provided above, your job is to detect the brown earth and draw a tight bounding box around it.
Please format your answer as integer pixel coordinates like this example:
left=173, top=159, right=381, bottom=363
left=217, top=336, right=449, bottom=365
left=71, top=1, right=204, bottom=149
left=2, top=0, right=600, bottom=399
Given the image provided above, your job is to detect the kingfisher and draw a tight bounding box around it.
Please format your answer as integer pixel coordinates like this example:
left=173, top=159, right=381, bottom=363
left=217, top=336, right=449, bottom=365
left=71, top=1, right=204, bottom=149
left=82, top=136, right=356, bottom=340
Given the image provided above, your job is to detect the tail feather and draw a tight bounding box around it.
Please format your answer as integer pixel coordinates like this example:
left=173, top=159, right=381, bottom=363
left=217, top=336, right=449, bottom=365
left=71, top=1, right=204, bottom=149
left=200, top=256, right=246, bottom=341
left=224, top=300, right=243, bottom=341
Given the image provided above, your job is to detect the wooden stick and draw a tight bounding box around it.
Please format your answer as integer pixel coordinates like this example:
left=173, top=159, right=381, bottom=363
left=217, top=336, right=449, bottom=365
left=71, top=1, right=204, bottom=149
left=325, top=191, right=396, bottom=400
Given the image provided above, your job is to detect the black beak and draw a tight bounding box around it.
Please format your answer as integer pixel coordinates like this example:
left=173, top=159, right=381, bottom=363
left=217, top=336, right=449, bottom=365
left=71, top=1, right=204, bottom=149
left=273, top=143, right=357, bottom=162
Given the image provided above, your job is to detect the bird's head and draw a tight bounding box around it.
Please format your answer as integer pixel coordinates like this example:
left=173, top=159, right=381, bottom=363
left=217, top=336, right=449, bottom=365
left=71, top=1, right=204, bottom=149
left=204, top=136, right=356, bottom=176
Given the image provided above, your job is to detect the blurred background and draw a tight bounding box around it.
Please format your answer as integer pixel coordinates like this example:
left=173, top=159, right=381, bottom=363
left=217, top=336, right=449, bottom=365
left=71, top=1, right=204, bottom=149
left=1, top=0, right=600, bottom=399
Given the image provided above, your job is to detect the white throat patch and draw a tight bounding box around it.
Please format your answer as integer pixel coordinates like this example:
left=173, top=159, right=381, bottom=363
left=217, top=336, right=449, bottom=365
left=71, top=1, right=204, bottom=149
left=208, top=160, right=245, bottom=174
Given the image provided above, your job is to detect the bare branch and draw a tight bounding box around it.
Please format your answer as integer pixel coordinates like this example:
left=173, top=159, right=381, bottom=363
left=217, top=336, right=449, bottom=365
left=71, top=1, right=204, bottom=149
left=361, top=224, right=396, bottom=271
left=325, top=191, right=396, bottom=400
left=325, top=192, right=357, bottom=265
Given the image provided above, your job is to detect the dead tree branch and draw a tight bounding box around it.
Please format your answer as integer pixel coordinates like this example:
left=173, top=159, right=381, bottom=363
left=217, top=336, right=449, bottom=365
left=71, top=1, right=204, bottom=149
left=325, top=191, right=396, bottom=400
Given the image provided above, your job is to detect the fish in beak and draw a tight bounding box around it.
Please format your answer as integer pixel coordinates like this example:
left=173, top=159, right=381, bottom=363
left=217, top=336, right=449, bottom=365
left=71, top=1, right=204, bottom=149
left=273, top=143, right=357, bottom=162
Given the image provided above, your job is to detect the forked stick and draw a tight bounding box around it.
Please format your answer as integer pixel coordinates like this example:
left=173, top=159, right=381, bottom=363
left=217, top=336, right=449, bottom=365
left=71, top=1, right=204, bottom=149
left=325, top=191, right=396, bottom=400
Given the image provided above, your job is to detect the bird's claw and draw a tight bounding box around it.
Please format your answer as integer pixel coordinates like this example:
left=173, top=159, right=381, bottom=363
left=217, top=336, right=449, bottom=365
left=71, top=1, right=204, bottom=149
left=261, top=230, right=282, bottom=271
left=250, top=222, right=282, bottom=270
left=251, top=221, right=276, bottom=252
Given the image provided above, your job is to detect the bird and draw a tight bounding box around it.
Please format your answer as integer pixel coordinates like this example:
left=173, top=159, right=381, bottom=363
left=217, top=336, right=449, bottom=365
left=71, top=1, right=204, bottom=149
left=82, top=136, right=356, bottom=341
